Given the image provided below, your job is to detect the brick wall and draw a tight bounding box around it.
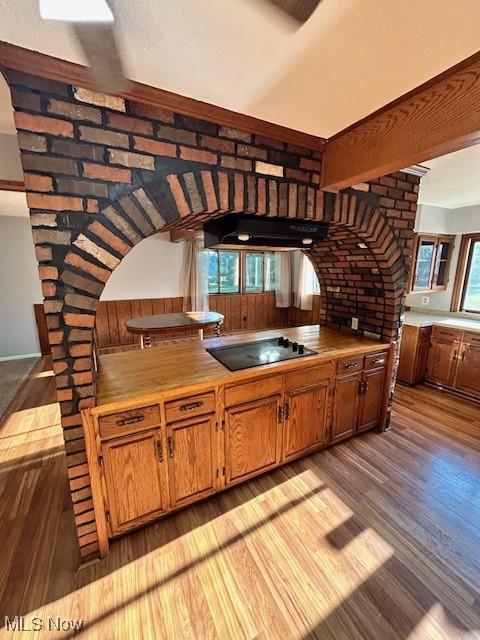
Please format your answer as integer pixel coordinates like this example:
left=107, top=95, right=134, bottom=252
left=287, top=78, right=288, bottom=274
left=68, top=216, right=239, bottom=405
left=5, top=69, right=419, bottom=561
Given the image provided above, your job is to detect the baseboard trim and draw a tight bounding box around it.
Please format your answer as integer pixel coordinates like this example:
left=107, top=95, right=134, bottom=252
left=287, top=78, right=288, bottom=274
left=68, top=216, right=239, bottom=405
left=0, top=352, right=41, bottom=362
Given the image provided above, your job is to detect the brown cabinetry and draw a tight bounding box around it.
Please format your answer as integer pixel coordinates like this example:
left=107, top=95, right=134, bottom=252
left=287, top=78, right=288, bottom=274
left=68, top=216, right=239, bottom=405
left=166, top=415, right=217, bottom=508
left=225, top=396, right=281, bottom=485
left=424, top=326, right=480, bottom=400
left=332, top=353, right=387, bottom=441
left=85, top=343, right=391, bottom=557
left=101, top=429, right=167, bottom=535
left=398, top=325, right=432, bottom=385
left=453, top=344, right=480, bottom=397
left=283, top=381, right=329, bottom=460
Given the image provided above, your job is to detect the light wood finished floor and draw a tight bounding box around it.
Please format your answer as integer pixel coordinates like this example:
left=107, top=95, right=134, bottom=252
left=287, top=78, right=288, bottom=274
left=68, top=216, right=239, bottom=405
left=1, top=357, right=480, bottom=639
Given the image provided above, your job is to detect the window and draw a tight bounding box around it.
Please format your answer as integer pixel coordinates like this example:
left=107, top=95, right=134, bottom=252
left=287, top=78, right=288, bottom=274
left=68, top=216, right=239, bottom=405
left=451, top=234, right=480, bottom=314
left=409, top=234, right=455, bottom=292
left=207, top=250, right=240, bottom=294
left=206, top=249, right=319, bottom=295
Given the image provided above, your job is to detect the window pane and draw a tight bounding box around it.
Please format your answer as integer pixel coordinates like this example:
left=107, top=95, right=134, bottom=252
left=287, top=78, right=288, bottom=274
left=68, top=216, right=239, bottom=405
left=462, top=241, right=480, bottom=312
left=433, top=241, right=451, bottom=286
left=414, top=240, right=435, bottom=289
left=207, top=250, right=219, bottom=294
left=265, top=253, right=276, bottom=291
left=219, top=251, right=240, bottom=293
left=245, top=252, right=264, bottom=293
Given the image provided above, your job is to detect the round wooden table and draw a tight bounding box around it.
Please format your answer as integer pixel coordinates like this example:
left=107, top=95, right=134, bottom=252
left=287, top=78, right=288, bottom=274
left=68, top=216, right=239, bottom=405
left=125, top=311, right=224, bottom=348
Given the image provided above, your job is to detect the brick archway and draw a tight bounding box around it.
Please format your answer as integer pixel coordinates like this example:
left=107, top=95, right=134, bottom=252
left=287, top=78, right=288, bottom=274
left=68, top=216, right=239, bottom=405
left=58, top=167, right=407, bottom=418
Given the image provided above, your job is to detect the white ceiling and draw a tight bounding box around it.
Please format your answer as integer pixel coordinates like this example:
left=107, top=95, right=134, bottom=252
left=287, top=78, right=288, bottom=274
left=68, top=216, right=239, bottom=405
left=418, top=146, right=480, bottom=209
left=1, top=0, right=480, bottom=137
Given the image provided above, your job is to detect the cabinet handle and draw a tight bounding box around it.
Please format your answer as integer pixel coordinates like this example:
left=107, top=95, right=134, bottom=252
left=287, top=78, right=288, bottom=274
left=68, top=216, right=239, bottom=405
left=179, top=401, right=203, bottom=412
left=278, top=406, right=284, bottom=422
left=167, top=436, right=174, bottom=458
left=284, top=402, right=290, bottom=420
left=156, top=440, right=163, bottom=463
left=461, top=348, right=466, bottom=362
left=116, top=415, right=145, bottom=427
left=344, top=362, right=358, bottom=369
left=372, top=358, right=385, bottom=365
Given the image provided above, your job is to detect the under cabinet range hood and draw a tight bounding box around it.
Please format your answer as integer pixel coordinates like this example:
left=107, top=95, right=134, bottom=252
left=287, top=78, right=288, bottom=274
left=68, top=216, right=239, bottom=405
left=203, top=214, right=329, bottom=250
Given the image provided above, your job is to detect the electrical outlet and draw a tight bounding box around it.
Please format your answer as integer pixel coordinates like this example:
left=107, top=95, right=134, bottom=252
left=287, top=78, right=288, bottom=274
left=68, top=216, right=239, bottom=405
left=351, top=317, right=359, bottom=330
left=421, top=296, right=430, bottom=306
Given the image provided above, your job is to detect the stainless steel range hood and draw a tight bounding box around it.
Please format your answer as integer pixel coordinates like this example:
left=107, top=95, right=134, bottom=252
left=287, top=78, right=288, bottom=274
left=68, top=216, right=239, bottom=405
left=204, top=214, right=329, bottom=250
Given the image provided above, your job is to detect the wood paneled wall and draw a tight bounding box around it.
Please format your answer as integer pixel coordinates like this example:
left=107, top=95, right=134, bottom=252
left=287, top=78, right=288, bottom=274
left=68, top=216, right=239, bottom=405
left=35, top=294, right=323, bottom=353
left=95, top=293, right=323, bottom=349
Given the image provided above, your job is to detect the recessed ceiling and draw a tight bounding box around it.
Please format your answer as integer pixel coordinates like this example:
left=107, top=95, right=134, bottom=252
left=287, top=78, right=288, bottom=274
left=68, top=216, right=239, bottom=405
left=0, top=0, right=480, bottom=138
left=418, top=145, right=480, bottom=209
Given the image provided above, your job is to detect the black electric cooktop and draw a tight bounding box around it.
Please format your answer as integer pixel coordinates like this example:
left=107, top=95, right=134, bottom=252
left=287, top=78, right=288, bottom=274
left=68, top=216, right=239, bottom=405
left=206, top=336, right=317, bottom=371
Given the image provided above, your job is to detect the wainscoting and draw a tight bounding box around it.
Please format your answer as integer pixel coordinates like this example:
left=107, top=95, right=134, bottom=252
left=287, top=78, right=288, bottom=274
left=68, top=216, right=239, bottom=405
left=35, top=294, right=323, bottom=353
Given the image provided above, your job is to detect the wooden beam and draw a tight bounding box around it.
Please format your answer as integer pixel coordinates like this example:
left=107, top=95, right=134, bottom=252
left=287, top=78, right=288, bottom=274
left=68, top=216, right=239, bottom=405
left=0, top=179, right=25, bottom=192
left=322, top=50, right=480, bottom=190
left=169, top=229, right=201, bottom=243
left=0, top=40, right=326, bottom=152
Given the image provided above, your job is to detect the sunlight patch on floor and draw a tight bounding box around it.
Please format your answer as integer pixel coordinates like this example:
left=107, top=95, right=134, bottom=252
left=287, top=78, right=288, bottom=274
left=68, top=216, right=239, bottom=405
left=406, top=602, right=479, bottom=640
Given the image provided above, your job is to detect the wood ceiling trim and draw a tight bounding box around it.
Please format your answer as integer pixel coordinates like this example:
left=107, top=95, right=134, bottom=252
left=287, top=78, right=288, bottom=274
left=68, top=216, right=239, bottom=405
left=0, top=40, right=326, bottom=152
left=322, top=50, right=480, bottom=190
left=0, top=178, right=25, bottom=192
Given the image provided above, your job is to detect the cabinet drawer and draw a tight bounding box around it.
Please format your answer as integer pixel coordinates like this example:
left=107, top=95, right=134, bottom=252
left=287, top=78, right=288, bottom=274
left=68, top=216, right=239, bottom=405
left=365, top=351, right=389, bottom=370
left=225, top=375, right=282, bottom=407
left=99, top=405, right=161, bottom=439
left=463, top=330, right=480, bottom=345
left=165, top=392, right=215, bottom=423
left=284, top=362, right=333, bottom=390
left=337, top=355, right=364, bottom=373
left=432, top=326, right=462, bottom=342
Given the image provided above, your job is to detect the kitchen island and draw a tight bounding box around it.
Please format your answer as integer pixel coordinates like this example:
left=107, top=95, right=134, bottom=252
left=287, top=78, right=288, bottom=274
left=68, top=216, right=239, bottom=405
left=83, top=325, right=391, bottom=556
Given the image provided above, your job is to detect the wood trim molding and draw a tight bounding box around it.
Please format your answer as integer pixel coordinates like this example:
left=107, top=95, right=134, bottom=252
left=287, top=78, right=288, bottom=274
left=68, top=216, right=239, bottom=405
left=0, top=40, right=326, bottom=152
left=322, top=50, right=480, bottom=190
left=0, top=178, right=25, bottom=192
left=451, top=233, right=480, bottom=312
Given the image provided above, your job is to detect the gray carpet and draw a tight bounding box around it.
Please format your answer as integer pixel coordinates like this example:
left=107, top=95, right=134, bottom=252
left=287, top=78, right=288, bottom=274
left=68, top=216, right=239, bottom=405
left=0, top=357, right=39, bottom=422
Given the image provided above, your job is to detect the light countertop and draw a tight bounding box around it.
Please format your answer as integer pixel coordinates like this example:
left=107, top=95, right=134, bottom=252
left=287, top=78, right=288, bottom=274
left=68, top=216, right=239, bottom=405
left=404, top=311, right=480, bottom=332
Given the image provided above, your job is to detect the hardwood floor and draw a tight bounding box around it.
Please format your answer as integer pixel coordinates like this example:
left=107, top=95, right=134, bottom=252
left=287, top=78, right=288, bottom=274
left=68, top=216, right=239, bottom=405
left=1, top=360, right=480, bottom=639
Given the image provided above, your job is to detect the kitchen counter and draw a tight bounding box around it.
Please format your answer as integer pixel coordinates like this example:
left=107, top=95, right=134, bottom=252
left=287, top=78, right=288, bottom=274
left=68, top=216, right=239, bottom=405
left=404, top=311, right=480, bottom=332
left=95, top=325, right=388, bottom=410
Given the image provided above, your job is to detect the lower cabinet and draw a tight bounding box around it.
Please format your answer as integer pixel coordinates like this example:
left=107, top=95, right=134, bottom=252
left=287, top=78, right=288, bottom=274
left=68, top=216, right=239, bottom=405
left=166, top=414, right=217, bottom=509
left=453, top=344, right=480, bottom=397
left=426, top=339, right=459, bottom=387
left=101, top=429, right=168, bottom=535
left=283, top=382, right=329, bottom=459
left=332, top=365, right=386, bottom=440
left=332, top=372, right=360, bottom=442
left=225, top=396, right=281, bottom=485
left=357, top=366, right=386, bottom=432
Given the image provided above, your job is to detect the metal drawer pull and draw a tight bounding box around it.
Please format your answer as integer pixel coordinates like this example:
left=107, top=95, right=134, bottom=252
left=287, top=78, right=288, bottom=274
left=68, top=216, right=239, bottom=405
left=167, top=436, right=174, bottom=458
left=116, top=415, right=145, bottom=427
left=344, top=362, right=358, bottom=368
left=156, top=441, right=163, bottom=463
left=372, top=358, right=385, bottom=365
left=179, top=400, right=203, bottom=412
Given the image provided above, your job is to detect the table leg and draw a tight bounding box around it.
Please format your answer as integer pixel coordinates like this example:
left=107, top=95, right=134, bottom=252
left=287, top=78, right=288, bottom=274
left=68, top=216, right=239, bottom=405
left=215, top=322, right=221, bottom=337
left=198, top=329, right=204, bottom=341
left=144, top=334, right=152, bottom=348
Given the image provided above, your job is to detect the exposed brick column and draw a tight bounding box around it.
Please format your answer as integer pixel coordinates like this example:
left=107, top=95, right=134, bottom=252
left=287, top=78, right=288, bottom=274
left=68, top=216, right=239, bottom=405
left=4, top=70, right=418, bottom=560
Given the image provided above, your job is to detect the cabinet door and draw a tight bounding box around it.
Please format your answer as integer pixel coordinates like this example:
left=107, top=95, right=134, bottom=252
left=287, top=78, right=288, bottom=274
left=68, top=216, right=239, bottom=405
left=283, top=382, right=329, bottom=459
left=332, top=372, right=361, bottom=442
left=166, top=415, right=216, bottom=509
left=426, top=339, right=458, bottom=387
left=454, top=345, right=480, bottom=397
left=413, top=328, right=432, bottom=383
left=225, top=396, right=281, bottom=485
left=102, top=429, right=167, bottom=535
left=358, top=367, right=386, bottom=432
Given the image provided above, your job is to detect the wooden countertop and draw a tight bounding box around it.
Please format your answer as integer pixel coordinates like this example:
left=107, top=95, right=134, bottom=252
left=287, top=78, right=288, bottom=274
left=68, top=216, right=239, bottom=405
left=94, top=325, right=388, bottom=412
